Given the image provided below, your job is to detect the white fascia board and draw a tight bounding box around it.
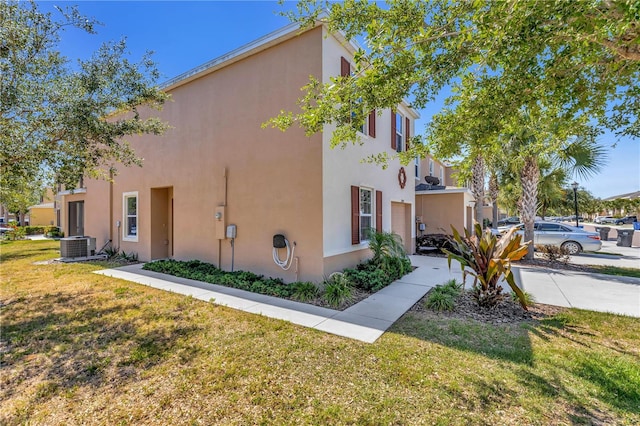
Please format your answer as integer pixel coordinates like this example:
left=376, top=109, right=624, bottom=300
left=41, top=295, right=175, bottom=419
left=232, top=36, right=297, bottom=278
left=415, top=187, right=472, bottom=195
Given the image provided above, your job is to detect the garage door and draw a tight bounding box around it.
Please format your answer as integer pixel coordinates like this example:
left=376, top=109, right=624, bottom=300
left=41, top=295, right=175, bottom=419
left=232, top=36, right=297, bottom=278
left=391, top=202, right=410, bottom=253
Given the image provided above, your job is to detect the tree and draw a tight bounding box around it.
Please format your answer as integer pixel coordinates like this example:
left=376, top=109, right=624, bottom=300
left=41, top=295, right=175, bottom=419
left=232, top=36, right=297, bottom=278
left=0, top=1, right=168, bottom=194
left=268, top=0, right=639, bottom=151
left=0, top=175, right=45, bottom=225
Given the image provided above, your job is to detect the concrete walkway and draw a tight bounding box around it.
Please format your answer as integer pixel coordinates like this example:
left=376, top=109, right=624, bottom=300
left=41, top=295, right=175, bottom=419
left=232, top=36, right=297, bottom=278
left=94, top=260, right=463, bottom=343
left=94, top=253, right=639, bottom=344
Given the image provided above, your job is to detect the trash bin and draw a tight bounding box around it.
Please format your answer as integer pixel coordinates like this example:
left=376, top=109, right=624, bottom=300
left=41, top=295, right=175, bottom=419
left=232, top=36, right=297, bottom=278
left=616, top=229, right=634, bottom=247
left=634, top=221, right=640, bottom=231
left=595, top=226, right=611, bottom=241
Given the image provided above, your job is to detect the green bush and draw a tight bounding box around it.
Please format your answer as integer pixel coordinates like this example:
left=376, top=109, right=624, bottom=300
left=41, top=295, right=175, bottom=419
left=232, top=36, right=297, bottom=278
left=290, top=281, right=320, bottom=302
left=143, top=260, right=295, bottom=299
left=424, top=280, right=463, bottom=312
left=424, top=290, right=456, bottom=312
left=511, top=290, right=536, bottom=307
left=323, top=273, right=354, bottom=308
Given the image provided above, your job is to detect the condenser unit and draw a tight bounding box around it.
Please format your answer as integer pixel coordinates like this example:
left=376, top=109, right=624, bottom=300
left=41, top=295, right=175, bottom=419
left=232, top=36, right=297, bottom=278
left=60, top=237, right=88, bottom=258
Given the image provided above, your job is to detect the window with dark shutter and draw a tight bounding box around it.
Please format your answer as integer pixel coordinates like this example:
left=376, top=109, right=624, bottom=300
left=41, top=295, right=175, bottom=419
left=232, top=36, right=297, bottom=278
left=351, top=185, right=360, bottom=244
left=405, top=117, right=410, bottom=151
left=391, top=111, right=396, bottom=150
left=368, top=110, right=376, bottom=138
left=341, top=56, right=350, bottom=77
left=376, top=191, right=382, bottom=232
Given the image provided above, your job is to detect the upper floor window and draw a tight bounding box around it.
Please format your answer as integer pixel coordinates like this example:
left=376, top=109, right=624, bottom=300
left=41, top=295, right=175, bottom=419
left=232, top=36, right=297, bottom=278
left=415, top=157, right=420, bottom=180
left=123, top=191, right=138, bottom=242
left=429, top=159, right=434, bottom=176
left=395, top=113, right=404, bottom=153
left=440, top=166, right=445, bottom=186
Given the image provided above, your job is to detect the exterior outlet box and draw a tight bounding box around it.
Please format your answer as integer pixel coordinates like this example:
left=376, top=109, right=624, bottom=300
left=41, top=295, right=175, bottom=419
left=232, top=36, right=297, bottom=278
left=226, top=224, right=236, bottom=239
left=215, top=206, right=226, bottom=239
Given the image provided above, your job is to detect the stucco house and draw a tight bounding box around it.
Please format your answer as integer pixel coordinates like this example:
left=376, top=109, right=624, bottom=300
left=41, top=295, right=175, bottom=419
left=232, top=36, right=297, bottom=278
left=414, top=155, right=477, bottom=235
left=59, top=22, right=418, bottom=282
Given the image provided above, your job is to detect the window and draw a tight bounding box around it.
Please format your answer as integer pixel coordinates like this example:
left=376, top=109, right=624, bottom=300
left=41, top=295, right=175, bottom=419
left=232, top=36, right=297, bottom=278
left=440, top=166, right=445, bottom=186
left=351, top=186, right=382, bottom=244
left=429, top=159, right=434, bottom=176
left=415, top=157, right=420, bottom=180
left=123, top=191, right=138, bottom=241
left=359, top=188, right=373, bottom=241
left=395, top=113, right=404, bottom=152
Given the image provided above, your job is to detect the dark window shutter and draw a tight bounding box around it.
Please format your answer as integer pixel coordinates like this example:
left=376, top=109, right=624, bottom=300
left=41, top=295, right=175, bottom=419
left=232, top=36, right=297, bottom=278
left=376, top=190, right=382, bottom=233
left=341, top=56, right=350, bottom=77
left=368, top=110, right=376, bottom=138
left=405, top=117, right=410, bottom=151
left=351, top=186, right=360, bottom=244
left=391, top=111, right=396, bottom=150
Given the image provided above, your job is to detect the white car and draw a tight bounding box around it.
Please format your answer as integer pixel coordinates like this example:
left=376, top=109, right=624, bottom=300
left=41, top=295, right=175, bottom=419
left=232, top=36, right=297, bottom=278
left=594, top=216, right=615, bottom=224
left=499, top=221, right=602, bottom=254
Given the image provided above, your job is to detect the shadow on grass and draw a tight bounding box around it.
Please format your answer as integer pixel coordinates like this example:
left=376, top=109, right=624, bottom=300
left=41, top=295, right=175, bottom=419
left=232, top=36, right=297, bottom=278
left=1, top=288, right=205, bottom=418
left=0, top=245, right=57, bottom=262
left=391, top=308, right=639, bottom=422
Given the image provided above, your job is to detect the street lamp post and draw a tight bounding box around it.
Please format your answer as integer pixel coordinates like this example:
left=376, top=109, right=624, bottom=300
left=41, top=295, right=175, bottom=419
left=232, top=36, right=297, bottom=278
left=571, top=182, right=579, bottom=227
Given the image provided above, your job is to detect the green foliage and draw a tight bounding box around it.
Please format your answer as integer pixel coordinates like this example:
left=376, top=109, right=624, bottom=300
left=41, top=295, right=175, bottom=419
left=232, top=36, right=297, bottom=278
left=536, top=245, right=570, bottom=264
left=1, top=0, right=168, bottom=195
left=424, top=280, right=463, bottom=312
left=23, top=225, right=58, bottom=236
left=323, top=273, right=354, bottom=308
left=5, top=226, right=26, bottom=241
left=269, top=0, right=638, bottom=169
left=511, top=291, right=536, bottom=308
left=443, top=224, right=530, bottom=310
left=424, top=291, right=455, bottom=312
left=366, top=229, right=406, bottom=263
left=143, top=259, right=296, bottom=299
left=290, top=281, right=320, bottom=302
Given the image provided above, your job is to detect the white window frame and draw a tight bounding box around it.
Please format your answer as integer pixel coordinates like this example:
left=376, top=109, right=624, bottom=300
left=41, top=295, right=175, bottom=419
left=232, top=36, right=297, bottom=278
left=429, top=159, right=435, bottom=176
left=440, top=166, right=445, bottom=186
left=415, top=157, right=420, bottom=181
left=359, top=187, right=374, bottom=242
left=395, top=113, right=404, bottom=153
left=123, top=191, right=138, bottom=242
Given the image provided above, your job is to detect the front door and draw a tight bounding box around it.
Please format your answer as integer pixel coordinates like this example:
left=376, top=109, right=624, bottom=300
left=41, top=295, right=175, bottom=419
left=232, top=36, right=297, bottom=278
left=68, top=201, right=84, bottom=236
left=150, top=187, right=172, bottom=259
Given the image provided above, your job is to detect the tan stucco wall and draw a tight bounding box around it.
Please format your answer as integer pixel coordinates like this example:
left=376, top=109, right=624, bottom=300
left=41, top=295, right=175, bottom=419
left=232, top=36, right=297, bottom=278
left=29, top=208, right=55, bottom=226
left=416, top=192, right=465, bottom=234
left=84, top=27, right=325, bottom=282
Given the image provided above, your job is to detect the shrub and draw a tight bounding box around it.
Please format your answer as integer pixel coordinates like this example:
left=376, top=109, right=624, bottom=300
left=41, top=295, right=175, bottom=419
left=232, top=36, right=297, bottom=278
left=323, top=273, right=354, bottom=308
left=443, top=224, right=530, bottom=310
left=424, top=280, right=462, bottom=312
left=536, top=244, right=570, bottom=263
left=290, top=281, right=320, bottom=302
left=424, top=290, right=456, bottom=312
left=511, top=290, right=536, bottom=307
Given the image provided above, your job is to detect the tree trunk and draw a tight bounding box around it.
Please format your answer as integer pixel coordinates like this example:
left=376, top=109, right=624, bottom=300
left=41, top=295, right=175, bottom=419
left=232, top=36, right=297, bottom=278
left=489, top=173, right=499, bottom=228
left=520, top=157, right=539, bottom=260
left=471, top=154, right=485, bottom=227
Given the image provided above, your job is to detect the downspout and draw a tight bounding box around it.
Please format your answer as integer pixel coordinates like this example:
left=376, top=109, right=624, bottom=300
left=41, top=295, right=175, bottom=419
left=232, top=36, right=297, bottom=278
left=218, top=167, right=227, bottom=268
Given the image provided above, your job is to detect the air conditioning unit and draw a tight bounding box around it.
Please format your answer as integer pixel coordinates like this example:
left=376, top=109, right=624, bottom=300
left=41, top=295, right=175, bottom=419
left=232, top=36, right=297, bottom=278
left=60, top=237, right=88, bottom=258
left=87, top=237, right=96, bottom=256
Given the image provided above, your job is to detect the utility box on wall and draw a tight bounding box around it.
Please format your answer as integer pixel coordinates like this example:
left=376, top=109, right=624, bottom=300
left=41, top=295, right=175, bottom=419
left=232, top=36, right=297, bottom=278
left=215, top=206, right=226, bottom=240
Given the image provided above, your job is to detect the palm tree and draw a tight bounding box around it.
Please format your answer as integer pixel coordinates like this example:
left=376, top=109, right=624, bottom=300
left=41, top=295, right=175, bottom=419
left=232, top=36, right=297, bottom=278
left=503, top=109, right=606, bottom=259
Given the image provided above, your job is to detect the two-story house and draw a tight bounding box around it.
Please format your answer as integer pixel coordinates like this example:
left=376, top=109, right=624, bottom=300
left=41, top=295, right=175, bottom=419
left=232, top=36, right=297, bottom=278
left=59, top=21, right=418, bottom=282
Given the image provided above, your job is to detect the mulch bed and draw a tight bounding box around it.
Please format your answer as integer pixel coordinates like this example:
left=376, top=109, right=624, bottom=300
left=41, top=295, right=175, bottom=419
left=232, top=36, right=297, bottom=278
left=409, top=289, right=566, bottom=326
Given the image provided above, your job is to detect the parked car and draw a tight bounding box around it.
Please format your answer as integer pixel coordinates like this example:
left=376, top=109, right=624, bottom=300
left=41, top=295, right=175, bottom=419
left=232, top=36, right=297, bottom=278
left=499, top=221, right=602, bottom=254
left=497, top=216, right=520, bottom=226
left=595, top=216, right=617, bottom=224
left=0, top=225, right=12, bottom=234
left=615, top=215, right=637, bottom=225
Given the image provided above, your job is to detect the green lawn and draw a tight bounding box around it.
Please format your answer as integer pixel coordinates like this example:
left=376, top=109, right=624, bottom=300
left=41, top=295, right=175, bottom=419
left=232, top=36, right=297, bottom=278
left=1, top=240, right=639, bottom=425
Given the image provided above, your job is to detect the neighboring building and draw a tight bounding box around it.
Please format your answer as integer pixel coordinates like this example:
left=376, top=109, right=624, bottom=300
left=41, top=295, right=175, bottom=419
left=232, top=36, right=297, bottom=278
left=59, top=22, right=418, bottom=282
left=414, top=155, right=476, bottom=235
left=28, top=188, right=56, bottom=226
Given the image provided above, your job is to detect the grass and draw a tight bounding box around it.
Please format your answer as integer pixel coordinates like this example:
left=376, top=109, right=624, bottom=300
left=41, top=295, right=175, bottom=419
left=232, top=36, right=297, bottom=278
left=587, top=265, right=640, bottom=279
left=2, top=239, right=640, bottom=425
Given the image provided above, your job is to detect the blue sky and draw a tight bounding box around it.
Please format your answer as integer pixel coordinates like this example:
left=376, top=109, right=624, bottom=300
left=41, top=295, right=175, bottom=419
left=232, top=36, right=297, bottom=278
left=40, top=1, right=639, bottom=199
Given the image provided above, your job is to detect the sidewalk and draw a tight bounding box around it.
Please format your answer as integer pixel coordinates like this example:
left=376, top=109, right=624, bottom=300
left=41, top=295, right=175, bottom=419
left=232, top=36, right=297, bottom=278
left=94, top=260, right=463, bottom=343
left=94, top=254, right=639, bottom=344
